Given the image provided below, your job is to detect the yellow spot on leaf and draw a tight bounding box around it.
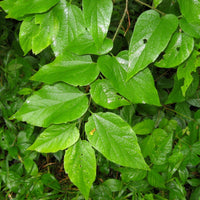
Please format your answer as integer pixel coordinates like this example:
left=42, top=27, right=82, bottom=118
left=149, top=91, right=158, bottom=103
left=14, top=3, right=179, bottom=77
left=90, top=128, right=96, bottom=135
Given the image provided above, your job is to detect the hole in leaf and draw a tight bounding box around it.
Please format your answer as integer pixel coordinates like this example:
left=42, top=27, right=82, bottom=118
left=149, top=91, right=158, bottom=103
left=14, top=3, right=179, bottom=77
left=143, top=39, right=147, bottom=44
left=176, top=47, right=180, bottom=51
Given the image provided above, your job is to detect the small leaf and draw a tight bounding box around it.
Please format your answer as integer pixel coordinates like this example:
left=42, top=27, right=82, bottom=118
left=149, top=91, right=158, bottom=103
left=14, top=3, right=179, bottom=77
left=179, top=18, right=200, bottom=39
left=177, top=50, right=200, bottom=96
left=28, top=124, right=79, bottom=153
left=128, top=10, right=178, bottom=78
left=98, top=55, right=160, bottom=106
left=103, top=179, right=122, bottom=192
left=10, top=83, right=88, bottom=127
left=133, top=119, right=155, bottom=135
left=155, top=32, right=194, bottom=68
left=148, top=170, right=165, bottom=188
left=0, top=0, right=59, bottom=19
left=83, top=0, right=113, bottom=48
left=64, top=140, right=96, bottom=200
left=41, top=173, right=61, bottom=190
left=31, top=53, right=99, bottom=86
left=24, top=158, right=38, bottom=176
left=153, top=0, right=163, bottom=8
left=178, top=0, right=200, bottom=25
left=19, top=17, right=39, bottom=55
left=85, top=112, right=149, bottom=170
left=90, top=79, right=130, bottom=109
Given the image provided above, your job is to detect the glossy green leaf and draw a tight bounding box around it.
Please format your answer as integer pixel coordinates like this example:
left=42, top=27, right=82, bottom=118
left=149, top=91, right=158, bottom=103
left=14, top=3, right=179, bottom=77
left=133, top=119, right=155, bottom=135
left=31, top=53, right=99, bottom=86
left=83, top=0, right=113, bottom=48
left=64, top=140, right=96, bottom=200
left=32, top=11, right=59, bottom=54
left=85, top=112, right=149, bottom=170
left=148, top=170, right=165, bottom=188
left=19, top=17, right=39, bottom=55
left=10, top=83, right=88, bottom=127
left=178, top=0, right=200, bottom=25
left=177, top=51, right=200, bottom=96
left=128, top=10, right=178, bottom=78
left=155, top=32, right=194, bottom=68
left=65, top=32, right=113, bottom=55
left=28, top=124, right=79, bottom=153
left=103, top=179, right=122, bottom=192
left=90, top=79, right=130, bottom=109
left=179, top=18, right=200, bottom=39
left=51, top=0, right=85, bottom=56
left=0, top=0, right=59, bottom=19
left=98, top=55, right=160, bottom=106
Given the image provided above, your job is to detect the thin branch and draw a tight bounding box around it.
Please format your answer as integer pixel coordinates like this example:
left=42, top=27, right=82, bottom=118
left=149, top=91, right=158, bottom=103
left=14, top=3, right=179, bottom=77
left=112, top=0, right=128, bottom=42
left=135, top=0, right=165, bottom=16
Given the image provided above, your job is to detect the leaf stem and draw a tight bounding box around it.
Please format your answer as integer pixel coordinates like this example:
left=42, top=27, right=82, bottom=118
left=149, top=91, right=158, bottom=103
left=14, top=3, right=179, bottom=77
left=112, top=0, right=128, bottom=42
left=135, top=0, right=165, bottom=16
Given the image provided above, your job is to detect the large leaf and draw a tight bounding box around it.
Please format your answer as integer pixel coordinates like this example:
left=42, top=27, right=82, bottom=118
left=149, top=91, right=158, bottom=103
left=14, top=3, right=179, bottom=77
left=177, top=50, right=200, bottom=96
left=82, top=0, right=113, bottom=48
left=90, top=79, right=130, bottom=109
left=10, top=83, right=88, bottom=127
left=128, top=10, right=178, bottom=78
left=31, top=53, right=99, bottom=86
left=155, top=32, right=194, bottom=68
left=64, top=140, right=96, bottom=200
left=28, top=124, right=79, bottom=153
left=178, top=0, right=200, bottom=25
left=65, top=32, right=113, bottom=55
left=0, top=0, right=59, bottom=20
left=98, top=54, right=160, bottom=106
left=51, top=0, right=86, bottom=56
left=85, top=112, right=149, bottom=170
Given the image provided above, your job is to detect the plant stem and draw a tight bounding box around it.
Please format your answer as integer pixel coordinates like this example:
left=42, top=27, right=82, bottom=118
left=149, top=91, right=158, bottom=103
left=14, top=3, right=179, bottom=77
left=112, top=0, right=128, bottom=42
left=135, top=0, right=165, bottom=16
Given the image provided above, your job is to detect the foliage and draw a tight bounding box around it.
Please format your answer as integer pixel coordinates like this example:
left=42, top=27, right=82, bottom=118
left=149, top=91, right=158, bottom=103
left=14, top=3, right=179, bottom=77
left=0, top=0, right=200, bottom=199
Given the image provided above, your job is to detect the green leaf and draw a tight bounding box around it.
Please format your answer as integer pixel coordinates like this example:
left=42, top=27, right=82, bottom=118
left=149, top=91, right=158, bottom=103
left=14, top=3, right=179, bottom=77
left=85, top=112, right=149, bottom=170
left=28, top=124, right=79, bottom=153
left=178, top=0, right=200, bottom=25
left=41, top=173, right=61, bottom=191
left=179, top=18, right=200, bottom=39
left=98, top=55, right=160, bottom=106
left=148, top=170, right=165, bottom=188
left=51, top=0, right=86, bottom=56
left=155, top=32, right=194, bottom=68
left=177, top=51, right=200, bottom=96
left=64, top=140, right=96, bottom=200
left=128, top=10, right=178, bottom=78
left=31, top=53, right=99, bottom=86
left=83, top=0, right=113, bottom=48
left=10, top=83, right=88, bottom=127
left=19, top=17, right=39, bottom=55
left=32, top=10, right=59, bottom=54
left=90, top=79, right=130, bottom=109
left=133, top=119, right=155, bottom=135
left=0, top=0, right=59, bottom=20
left=65, top=32, right=113, bottom=55
left=190, top=187, right=200, bottom=200
left=120, top=168, right=147, bottom=183
left=24, top=158, right=38, bottom=176
left=153, top=0, right=163, bottom=8
left=150, top=129, right=173, bottom=165
left=103, top=179, right=122, bottom=192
